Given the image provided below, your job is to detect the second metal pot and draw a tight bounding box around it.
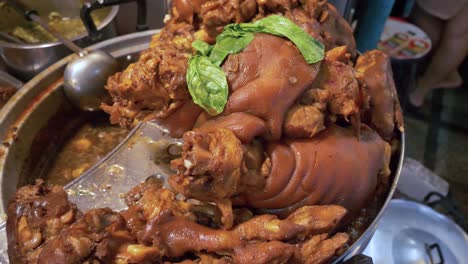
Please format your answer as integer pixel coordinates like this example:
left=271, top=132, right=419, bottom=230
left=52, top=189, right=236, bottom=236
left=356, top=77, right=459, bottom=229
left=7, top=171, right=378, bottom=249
left=0, top=0, right=119, bottom=81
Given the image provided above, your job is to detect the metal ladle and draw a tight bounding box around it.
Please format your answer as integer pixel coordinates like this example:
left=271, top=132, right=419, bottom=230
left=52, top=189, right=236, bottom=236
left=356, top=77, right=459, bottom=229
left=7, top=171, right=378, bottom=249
left=7, top=0, right=119, bottom=111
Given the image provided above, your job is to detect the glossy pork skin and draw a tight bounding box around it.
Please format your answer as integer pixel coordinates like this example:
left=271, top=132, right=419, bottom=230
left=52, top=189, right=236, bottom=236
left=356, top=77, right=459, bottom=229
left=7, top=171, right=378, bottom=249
left=7, top=179, right=349, bottom=264
left=6, top=0, right=404, bottom=263
left=244, top=125, right=391, bottom=215
left=6, top=180, right=81, bottom=264
left=171, top=34, right=395, bottom=220
left=355, top=50, right=404, bottom=140
left=223, top=33, right=320, bottom=140
left=195, top=112, right=268, bottom=144
left=172, top=124, right=391, bottom=219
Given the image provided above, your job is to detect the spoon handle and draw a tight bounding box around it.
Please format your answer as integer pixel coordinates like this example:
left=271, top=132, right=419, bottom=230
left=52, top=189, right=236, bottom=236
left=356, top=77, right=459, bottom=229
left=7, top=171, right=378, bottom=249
left=0, top=71, right=23, bottom=90
left=0, top=225, right=8, bottom=263
left=6, top=0, right=86, bottom=57
left=0, top=32, right=24, bottom=44
left=28, top=14, right=86, bottom=56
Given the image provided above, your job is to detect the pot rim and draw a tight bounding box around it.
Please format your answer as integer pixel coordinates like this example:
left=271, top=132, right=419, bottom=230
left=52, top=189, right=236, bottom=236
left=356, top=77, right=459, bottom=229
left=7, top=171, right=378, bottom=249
left=0, top=5, right=119, bottom=49
left=333, top=133, right=405, bottom=262
left=0, top=29, right=160, bottom=212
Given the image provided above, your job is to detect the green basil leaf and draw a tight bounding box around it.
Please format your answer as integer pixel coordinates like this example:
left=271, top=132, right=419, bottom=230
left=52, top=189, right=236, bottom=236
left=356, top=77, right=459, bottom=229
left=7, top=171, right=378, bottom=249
left=224, top=23, right=263, bottom=35
left=192, top=40, right=212, bottom=56
left=228, top=15, right=325, bottom=64
left=254, top=15, right=325, bottom=64
left=186, top=15, right=325, bottom=116
left=186, top=55, right=229, bottom=115
left=209, top=30, right=255, bottom=66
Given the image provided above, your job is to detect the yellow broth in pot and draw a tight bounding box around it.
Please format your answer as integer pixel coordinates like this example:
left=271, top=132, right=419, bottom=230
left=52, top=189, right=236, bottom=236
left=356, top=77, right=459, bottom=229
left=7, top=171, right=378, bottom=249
left=0, top=1, right=108, bottom=43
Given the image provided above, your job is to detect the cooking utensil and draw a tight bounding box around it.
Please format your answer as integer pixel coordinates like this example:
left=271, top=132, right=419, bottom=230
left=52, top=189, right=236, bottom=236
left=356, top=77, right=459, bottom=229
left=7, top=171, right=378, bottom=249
left=363, top=199, right=468, bottom=264
left=6, top=0, right=119, bottom=111
left=0, top=29, right=158, bottom=263
left=63, top=50, right=118, bottom=111
left=0, top=32, right=23, bottom=44
left=0, top=0, right=119, bottom=81
left=0, top=28, right=158, bottom=217
left=0, top=70, right=23, bottom=90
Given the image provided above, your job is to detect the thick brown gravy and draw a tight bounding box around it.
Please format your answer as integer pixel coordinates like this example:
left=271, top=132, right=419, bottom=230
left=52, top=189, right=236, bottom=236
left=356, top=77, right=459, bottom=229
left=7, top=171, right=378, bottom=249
left=44, top=119, right=128, bottom=185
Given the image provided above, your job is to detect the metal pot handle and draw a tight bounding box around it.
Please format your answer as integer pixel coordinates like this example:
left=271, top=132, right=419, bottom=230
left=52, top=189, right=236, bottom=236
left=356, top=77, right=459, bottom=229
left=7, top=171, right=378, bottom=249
left=81, top=0, right=149, bottom=41
left=425, top=243, right=445, bottom=264
left=0, top=71, right=23, bottom=90
left=423, top=191, right=465, bottom=227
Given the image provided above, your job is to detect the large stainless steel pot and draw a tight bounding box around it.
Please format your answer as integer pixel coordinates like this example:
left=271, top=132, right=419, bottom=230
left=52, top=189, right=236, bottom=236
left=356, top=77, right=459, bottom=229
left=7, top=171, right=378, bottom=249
left=0, top=29, right=156, bottom=263
left=0, top=29, right=404, bottom=263
left=0, top=29, right=156, bottom=214
left=0, top=0, right=119, bottom=81
left=363, top=199, right=468, bottom=263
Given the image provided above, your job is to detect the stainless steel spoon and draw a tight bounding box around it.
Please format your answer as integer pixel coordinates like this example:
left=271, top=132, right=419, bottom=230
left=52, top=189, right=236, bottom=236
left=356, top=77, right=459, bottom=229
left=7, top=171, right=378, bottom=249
left=7, top=0, right=119, bottom=111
